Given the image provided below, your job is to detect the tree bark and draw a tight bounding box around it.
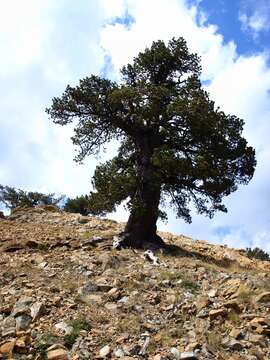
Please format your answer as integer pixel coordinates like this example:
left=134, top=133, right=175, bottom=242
left=120, top=137, right=165, bottom=249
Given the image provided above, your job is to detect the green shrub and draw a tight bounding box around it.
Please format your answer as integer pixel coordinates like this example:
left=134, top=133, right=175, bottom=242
left=64, top=318, right=91, bottom=349
left=64, top=195, right=90, bottom=216
left=35, top=333, right=58, bottom=360
left=0, top=184, right=64, bottom=211
left=245, top=247, right=270, bottom=261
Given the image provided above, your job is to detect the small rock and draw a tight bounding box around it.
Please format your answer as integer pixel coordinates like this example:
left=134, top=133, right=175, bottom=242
left=16, top=314, right=32, bottom=331
left=255, top=291, right=270, bottom=303
left=118, top=296, right=129, bottom=304
left=171, top=347, right=181, bottom=359
left=1, top=316, right=16, bottom=337
left=105, top=302, right=118, bottom=311
left=114, top=347, right=125, bottom=357
left=99, top=345, right=111, bottom=358
left=47, top=348, right=69, bottom=360
left=224, top=300, right=241, bottom=313
left=0, top=339, right=16, bottom=355
left=222, top=338, right=243, bottom=351
left=209, top=308, right=227, bottom=320
left=78, top=282, right=99, bottom=295
left=180, top=352, right=198, bottom=359
left=55, top=321, right=73, bottom=335
left=196, top=308, right=209, bottom=318
left=229, top=328, right=243, bottom=339
left=207, top=289, right=217, bottom=298
left=78, top=294, right=103, bottom=305
left=30, top=302, right=46, bottom=321
left=38, top=261, right=48, bottom=269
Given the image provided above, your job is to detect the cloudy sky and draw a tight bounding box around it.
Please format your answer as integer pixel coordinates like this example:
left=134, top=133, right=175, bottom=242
left=0, top=0, right=270, bottom=251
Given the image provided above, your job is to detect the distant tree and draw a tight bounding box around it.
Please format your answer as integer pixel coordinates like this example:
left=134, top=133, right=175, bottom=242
left=64, top=195, right=90, bottom=216
left=0, top=184, right=63, bottom=211
left=47, top=37, right=256, bottom=249
left=246, top=247, right=270, bottom=261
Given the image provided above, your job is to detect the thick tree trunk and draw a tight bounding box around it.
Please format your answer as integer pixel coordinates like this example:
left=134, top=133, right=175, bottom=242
left=119, top=137, right=165, bottom=249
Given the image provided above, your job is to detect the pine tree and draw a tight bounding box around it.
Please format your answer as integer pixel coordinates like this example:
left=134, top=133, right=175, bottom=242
left=47, top=38, right=256, bottom=248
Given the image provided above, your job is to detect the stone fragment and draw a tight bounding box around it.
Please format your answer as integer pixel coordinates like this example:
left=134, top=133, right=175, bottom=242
left=107, top=287, right=120, bottom=300
left=222, top=338, right=243, bottom=351
left=170, top=347, right=181, bottom=359
left=248, top=334, right=266, bottom=347
left=196, top=308, right=209, bottom=318
left=47, top=348, right=69, bottom=360
left=55, top=321, right=73, bottom=335
left=139, top=337, right=150, bottom=356
left=114, top=347, right=125, bottom=357
left=78, top=294, right=103, bottom=305
left=105, top=302, right=118, bottom=311
left=1, top=316, right=16, bottom=337
left=78, top=282, right=99, bottom=295
left=99, top=345, right=111, bottom=358
left=209, top=308, right=227, bottom=320
left=255, top=292, right=270, bottom=303
left=224, top=300, right=241, bottom=313
left=0, top=339, right=15, bottom=355
left=16, top=314, right=32, bottom=331
left=30, top=301, right=46, bottom=321
left=180, top=352, right=198, bottom=359
left=207, top=289, right=217, bottom=298
left=220, top=279, right=241, bottom=297
left=229, top=328, right=242, bottom=339
left=38, top=261, right=48, bottom=269
left=196, top=296, right=210, bottom=311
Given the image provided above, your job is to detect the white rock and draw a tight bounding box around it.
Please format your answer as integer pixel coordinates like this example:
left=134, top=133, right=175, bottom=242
left=114, top=347, right=125, bottom=357
left=171, top=347, right=181, bottom=359
left=207, top=289, right=217, bottom=298
left=99, top=345, right=111, bottom=358
left=55, top=321, right=73, bottom=335
left=30, top=302, right=45, bottom=322
left=180, top=352, right=197, bottom=359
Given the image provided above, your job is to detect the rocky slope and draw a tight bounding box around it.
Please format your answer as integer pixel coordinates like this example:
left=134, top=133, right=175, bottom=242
left=0, top=206, right=270, bottom=360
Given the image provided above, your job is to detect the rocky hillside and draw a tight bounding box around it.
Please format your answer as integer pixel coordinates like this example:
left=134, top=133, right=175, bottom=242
left=0, top=206, right=270, bottom=360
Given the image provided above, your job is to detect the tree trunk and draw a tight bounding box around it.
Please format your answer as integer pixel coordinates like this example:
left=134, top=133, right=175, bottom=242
left=120, top=137, right=165, bottom=249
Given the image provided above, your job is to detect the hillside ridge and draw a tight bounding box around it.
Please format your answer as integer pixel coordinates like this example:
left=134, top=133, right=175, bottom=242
left=0, top=206, right=270, bottom=359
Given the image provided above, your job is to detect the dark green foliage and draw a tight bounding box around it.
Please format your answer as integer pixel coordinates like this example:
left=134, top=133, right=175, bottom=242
left=64, top=195, right=91, bottom=215
left=47, top=37, right=256, bottom=246
left=246, top=247, right=270, bottom=261
left=64, top=318, right=91, bottom=349
left=0, top=184, right=64, bottom=211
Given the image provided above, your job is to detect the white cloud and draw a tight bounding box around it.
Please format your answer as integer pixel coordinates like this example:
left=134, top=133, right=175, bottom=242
left=100, top=0, right=237, bottom=81
left=0, top=0, right=57, bottom=76
left=0, top=1, right=109, bottom=196
left=239, top=0, right=270, bottom=38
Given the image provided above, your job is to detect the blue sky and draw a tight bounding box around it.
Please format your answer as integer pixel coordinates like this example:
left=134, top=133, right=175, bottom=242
left=0, top=0, right=270, bottom=252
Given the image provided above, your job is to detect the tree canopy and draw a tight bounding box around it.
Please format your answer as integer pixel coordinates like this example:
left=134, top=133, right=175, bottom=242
left=47, top=37, right=256, bottom=248
left=64, top=195, right=91, bottom=216
left=0, top=184, right=63, bottom=211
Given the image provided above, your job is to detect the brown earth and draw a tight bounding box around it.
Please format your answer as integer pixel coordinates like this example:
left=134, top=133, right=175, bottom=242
left=0, top=206, right=270, bottom=359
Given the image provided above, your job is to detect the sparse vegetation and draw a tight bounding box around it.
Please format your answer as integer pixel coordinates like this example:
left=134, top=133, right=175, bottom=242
left=64, top=195, right=91, bottom=216
left=227, top=310, right=241, bottom=324
left=0, top=184, right=64, bottom=211
left=158, top=270, right=199, bottom=293
left=64, top=318, right=91, bottom=349
left=35, top=333, right=58, bottom=360
left=246, top=247, right=270, bottom=261
left=237, top=285, right=254, bottom=304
